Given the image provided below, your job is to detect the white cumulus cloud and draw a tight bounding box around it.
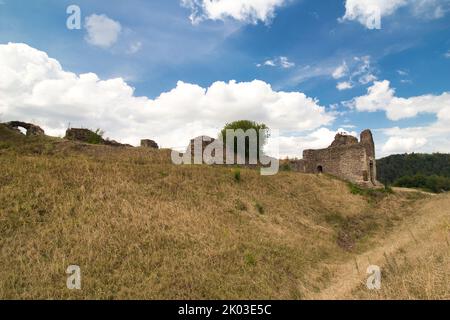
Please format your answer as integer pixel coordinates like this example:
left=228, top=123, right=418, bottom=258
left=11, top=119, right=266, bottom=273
left=350, top=80, right=450, bottom=121
left=382, top=136, right=427, bottom=154
left=85, top=14, right=122, bottom=48
left=0, top=43, right=334, bottom=156
left=181, top=0, right=287, bottom=24
left=269, top=127, right=358, bottom=159
left=347, top=80, right=450, bottom=155
left=341, top=0, right=449, bottom=29
left=342, top=0, right=407, bottom=29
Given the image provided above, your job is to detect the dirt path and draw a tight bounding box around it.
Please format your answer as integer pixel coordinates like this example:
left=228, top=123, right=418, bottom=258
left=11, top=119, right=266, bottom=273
left=392, top=187, right=437, bottom=196
left=308, top=193, right=450, bottom=299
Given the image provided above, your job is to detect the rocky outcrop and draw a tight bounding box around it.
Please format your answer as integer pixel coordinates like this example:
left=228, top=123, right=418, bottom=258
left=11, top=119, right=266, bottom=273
left=141, top=139, right=159, bottom=149
left=65, top=128, right=132, bottom=147
left=104, top=139, right=133, bottom=148
left=65, top=128, right=100, bottom=143
left=4, top=121, right=45, bottom=136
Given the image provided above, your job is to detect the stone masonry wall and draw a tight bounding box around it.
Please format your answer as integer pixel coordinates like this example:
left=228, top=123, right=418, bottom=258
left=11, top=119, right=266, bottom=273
left=288, top=129, right=380, bottom=187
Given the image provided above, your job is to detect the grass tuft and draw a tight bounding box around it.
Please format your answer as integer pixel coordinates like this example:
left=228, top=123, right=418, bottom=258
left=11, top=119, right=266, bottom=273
left=255, top=202, right=265, bottom=215
left=233, top=169, right=241, bottom=182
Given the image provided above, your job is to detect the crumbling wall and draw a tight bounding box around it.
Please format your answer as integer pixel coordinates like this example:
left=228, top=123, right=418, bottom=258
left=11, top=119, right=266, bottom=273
left=65, top=128, right=132, bottom=147
left=141, top=139, right=159, bottom=149
left=290, top=130, right=380, bottom=186
left=359, top=129, right=377, bottom=183
left=4, top=121, right=45, bottom=136
left=302, top=144, right=368, bottom=182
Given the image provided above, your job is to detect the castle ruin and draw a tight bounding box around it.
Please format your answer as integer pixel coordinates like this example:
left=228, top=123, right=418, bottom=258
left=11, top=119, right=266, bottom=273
left=289, top=129, right=381, bottom=187
left=4, top=121, right=45, bottom=136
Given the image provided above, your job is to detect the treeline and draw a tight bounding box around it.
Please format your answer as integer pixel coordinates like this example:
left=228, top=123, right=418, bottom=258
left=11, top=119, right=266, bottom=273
left=377, top=153, right=450, bottom=193
left=394, top=174, right=450, bottom=193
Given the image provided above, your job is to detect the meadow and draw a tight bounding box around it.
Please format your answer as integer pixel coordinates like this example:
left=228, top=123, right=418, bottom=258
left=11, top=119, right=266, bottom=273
left=0, top=124, right=448, bottom=299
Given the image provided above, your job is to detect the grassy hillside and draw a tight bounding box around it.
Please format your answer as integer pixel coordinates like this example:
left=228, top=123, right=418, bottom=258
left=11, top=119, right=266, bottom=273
left=0, top=124, right=449, bottom=299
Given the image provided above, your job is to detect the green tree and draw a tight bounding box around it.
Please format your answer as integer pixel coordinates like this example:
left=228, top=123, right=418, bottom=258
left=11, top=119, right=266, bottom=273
left=219, top=120, right=269, bottom=160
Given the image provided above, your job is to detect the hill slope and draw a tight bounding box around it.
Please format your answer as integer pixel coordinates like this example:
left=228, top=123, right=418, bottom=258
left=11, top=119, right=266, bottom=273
left=0, top=125, right=448, bottom=299
left=377, top=153, right=450, bottom=184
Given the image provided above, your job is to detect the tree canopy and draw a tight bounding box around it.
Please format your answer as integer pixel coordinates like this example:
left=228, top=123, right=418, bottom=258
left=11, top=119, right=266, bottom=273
left=377, top=153, right=450, bottom=185
left=219, top=120, right=269, bottom=159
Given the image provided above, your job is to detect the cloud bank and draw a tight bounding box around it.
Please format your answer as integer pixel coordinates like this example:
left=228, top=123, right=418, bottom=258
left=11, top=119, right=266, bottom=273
left=0, top=43, right=335, bottom=157
left=349, top=80, right=450, bottom=155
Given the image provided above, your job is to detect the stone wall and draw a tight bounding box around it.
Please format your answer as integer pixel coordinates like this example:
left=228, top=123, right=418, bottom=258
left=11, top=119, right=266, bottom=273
left=65, top=128, right=132, bottom=147
left=4, top=121, right=45, bottom=136
left=289, top=129, right=380, bottom=187
left=65, top=128, right=99, bottom=142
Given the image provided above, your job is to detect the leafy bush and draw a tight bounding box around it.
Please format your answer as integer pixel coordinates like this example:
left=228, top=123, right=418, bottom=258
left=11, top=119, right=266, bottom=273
left=87, top=129, right=104, bottom=145
left=280, top=162, right=292, bottom=171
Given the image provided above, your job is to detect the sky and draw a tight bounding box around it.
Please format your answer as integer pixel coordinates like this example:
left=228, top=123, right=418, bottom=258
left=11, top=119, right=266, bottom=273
left=0, top=0, right=449, bottom=158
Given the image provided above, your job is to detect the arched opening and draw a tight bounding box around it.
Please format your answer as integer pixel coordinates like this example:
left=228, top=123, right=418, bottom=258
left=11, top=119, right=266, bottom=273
left=317, top=165, right=323, bottom=174
left=17, top=127, right=27, bottom=135
left=5, top=121, right=45, bottom=137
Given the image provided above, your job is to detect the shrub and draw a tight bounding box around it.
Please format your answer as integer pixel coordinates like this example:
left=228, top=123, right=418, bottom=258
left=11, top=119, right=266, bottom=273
left=244, top=253, right=257, bottom=266
left=86, top=129, right=104, bottom=145
left=0, top=142, right=11, bottom=150
left=347, top=182, right=394, bottom=203
left=349, top=183, right=365, bottom=195
left=233, top=169, right=241, bottom=182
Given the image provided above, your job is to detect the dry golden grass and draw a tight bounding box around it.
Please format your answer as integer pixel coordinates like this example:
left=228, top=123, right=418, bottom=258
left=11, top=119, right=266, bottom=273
left=350, top=194, right=450, bottom=299
left=0, top=124, right=448, bottom=299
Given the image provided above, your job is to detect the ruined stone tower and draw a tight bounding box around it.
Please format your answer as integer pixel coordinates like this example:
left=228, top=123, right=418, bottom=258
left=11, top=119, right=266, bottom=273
left=289, top=129, right=380, bottom=187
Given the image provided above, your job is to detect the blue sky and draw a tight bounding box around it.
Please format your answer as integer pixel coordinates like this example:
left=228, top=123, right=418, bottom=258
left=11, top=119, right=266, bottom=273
left=0, top=0, right=449, bottom=157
